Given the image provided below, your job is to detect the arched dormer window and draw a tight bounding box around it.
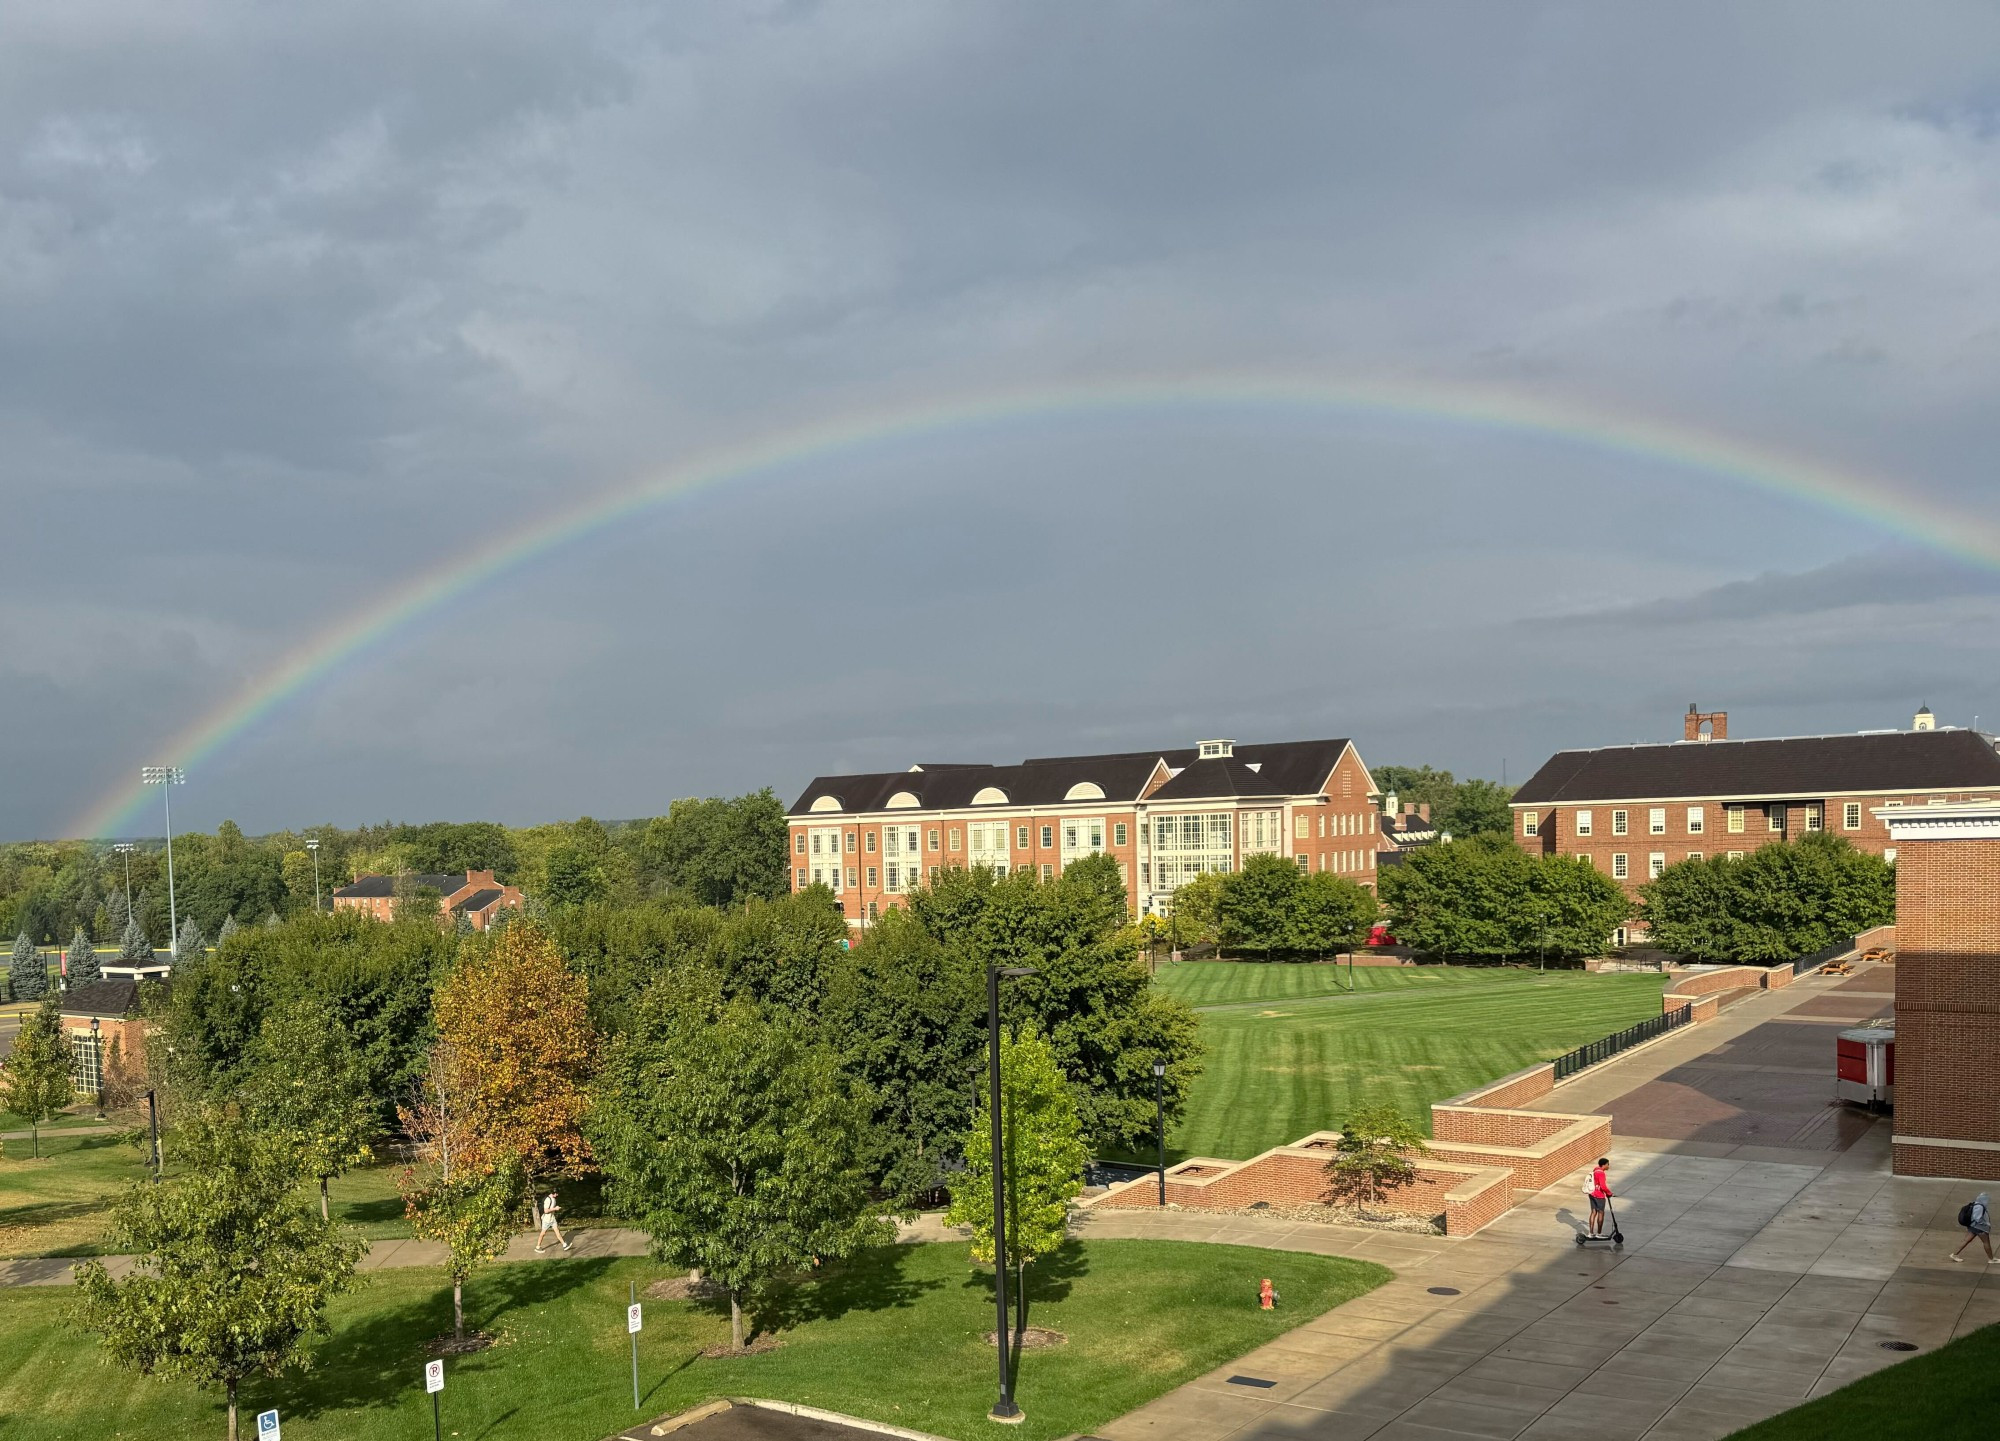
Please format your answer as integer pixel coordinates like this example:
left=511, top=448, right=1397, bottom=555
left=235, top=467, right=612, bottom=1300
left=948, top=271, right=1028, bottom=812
left=1064, top=781, right=1106, bottom=801
left=809, top=795, right=843, bottom=813
left=971, top=786, right=1009, bottom=805
left=886, top=791, right=922, bottom=809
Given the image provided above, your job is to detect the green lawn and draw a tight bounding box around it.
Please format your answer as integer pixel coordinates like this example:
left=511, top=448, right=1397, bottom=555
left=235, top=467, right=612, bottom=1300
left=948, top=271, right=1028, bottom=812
left=1155, top=962, right=1666, bottom=1158
left=0, top=1126, right=153, bottom=1259
left=0, top=1239, right=1386, bottom=1441
left=1725, top=1323, right=2000, bottom=1440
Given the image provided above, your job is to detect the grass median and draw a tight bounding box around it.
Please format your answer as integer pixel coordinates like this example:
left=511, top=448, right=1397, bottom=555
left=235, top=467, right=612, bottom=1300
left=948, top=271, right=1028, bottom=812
left=1724, top=1322, right=2000, bottom=1441
left=0, top=1238, right=1386, bottom=1440
left=1153, top=961, right=1666, bottom=1158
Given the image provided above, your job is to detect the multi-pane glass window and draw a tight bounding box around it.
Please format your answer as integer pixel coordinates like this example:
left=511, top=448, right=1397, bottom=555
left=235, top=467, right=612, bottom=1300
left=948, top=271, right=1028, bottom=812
left=1687, top=807, right=1704, bottom=834
left=1576, top=810, right=1593, bottom=837
left=1240, top=809, right=1283, bottom=854
left=1649, top=807, right=1667, bottom=835
left=1768, top=804, right=1787, bottom=833
left=809, top=828, right=844, bottom=889
left=1649, top=853, right=1667, bottom=878
left=1727, top=806, right=1746, bottom=834
left=1844, top=803, right=1862, bottom=830
left=73, top=1032, right=102, bottom=1096
left=1612, top=854, right=1629, bottom=879
left=1804, top=805, right=1823, bottom=832
left=1151, top=812, right=1236, bottom=893
left=1612, top=810, right=1628, bottom=836
left=1060, top=817, right=1107, bottom=866
left=1114, top=822, right=1128, bottom=847
left=1016, top=825, right=1030, bottom=850
left=969, top=822, right=1010, bottom=875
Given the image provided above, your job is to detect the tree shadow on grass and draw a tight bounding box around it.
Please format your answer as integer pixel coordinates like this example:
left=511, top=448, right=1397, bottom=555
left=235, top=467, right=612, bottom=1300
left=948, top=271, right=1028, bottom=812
left=721, top=1243, right=945, bottom=1340
left=268, top=1258, right=619, bottom=1421
left=957, top=1239, right=1091, bottom=1329
left=335, top=1196, right=406, bottom=1228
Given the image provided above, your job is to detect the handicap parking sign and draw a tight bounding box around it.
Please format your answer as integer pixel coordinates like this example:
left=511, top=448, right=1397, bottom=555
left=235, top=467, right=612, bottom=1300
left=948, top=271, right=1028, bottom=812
left=256, top=1410, right=281, bottom=1439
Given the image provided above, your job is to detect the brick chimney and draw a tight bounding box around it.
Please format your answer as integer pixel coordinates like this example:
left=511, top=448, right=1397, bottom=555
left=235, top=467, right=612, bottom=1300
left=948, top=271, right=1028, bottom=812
left=1684, top=704, right=1727, bottom=742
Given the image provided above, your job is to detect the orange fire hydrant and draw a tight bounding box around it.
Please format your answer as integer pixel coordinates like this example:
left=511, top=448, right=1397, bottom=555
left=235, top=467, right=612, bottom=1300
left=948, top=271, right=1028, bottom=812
left=1259, top=1278, right=1275, bottom=1310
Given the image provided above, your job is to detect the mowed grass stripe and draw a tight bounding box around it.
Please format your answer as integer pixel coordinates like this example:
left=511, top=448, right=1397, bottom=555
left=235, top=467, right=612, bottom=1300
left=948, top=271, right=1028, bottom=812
left=1155, top=961, right=1481, bottom=1008
left=1164, top=966, right=1664, bottom=1159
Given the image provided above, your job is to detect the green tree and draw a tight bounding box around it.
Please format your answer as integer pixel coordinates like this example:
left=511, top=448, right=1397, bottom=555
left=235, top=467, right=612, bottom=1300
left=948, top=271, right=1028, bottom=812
left=542, top=843, right=610, bottom=909
left=1290, top=870, right=1379, bottom=958
left=1322, top=1103, right=1428, bottom=1214
left=1440, top=777, right=1516, bottom=838
left=0, top=995, right=74, bottom=1156
left=1217, top=853, right=1301, bottom=958
left=946, top=1028, right=1088, bottom=1308
left=634, top=790, right=790, bottom=906
left=1380, top=838, right=1626, bottom=962
left=1370, top=765, right=1459, bottom=817
left=590, top=987, right=890, bottom=1350
left=74, top=1106, right=364, bottom=1441
left=825, top=908, right=985, bottom=1204
left=390, top=881, right=442, bottom=926
left=177, top=917, right=206, bottom=959
left=215, top=914, right=241, bottom=948
left=68, top=925, right=101, bottom=987
left=908, top=855, right=1203, bottom=1151
left=243, top=996, right=377, bottom=1220
left=1642, top=832, right=1893, bottom=962
left=1167, top=871, right=1224, bottom=948
left=9, top=930, right=46, bottom=1001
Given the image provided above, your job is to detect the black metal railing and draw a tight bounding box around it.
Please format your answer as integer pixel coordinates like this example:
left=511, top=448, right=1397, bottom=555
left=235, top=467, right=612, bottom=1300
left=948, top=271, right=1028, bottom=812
left=1792, top=936, right=1858, bottom=976
left=1553, top=1003, right=1694, bottom=1081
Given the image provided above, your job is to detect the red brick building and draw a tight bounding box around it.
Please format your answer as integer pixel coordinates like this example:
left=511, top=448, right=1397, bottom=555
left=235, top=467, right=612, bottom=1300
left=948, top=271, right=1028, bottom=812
left=788, top=737, right=1381, bottom=924
left=1880, top=800, right=2000, bottom=1181
left=332, top=869, right=525, bottom=929
left=1511, top=707, right=2000, bottom=902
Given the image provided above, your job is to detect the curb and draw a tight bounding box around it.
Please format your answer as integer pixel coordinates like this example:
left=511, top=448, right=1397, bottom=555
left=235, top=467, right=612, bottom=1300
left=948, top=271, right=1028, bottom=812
left=613, top=1397, right=958, bottom=1441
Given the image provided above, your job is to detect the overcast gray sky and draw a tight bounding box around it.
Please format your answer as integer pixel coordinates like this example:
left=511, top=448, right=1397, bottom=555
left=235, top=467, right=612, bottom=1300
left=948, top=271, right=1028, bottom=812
left=9, top=1, right=2000, bottom=840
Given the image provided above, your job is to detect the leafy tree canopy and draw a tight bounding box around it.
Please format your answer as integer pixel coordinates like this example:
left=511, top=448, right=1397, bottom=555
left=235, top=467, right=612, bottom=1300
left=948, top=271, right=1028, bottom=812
left=1378, top=837, right=1629, bottom=961
left=1641, top=832, right=1894, bottom=962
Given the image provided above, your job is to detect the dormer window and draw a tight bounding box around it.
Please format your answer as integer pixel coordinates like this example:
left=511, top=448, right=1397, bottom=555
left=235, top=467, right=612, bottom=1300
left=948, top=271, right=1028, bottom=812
left=1197, top=739, right=1235, bottom=759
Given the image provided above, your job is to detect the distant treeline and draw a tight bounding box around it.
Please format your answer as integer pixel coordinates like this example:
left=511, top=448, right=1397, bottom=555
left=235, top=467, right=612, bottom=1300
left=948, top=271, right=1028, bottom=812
left=0, top=791, right=789, bottom=945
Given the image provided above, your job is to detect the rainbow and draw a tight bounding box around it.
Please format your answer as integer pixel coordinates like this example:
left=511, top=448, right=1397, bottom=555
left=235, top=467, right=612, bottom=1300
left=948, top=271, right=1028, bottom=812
left=72, top=373, right=2000, bottom=839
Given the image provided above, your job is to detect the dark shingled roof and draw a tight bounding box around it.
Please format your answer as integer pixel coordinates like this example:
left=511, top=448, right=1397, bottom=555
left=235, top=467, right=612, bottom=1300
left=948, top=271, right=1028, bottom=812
left=61, top=979, right=146, bottom=1018
left=790, top=738, right=1358, bottom=816
left=334, top=873, right=464, bottom=899
left=452, top=888, right=505, bottom=913
left=1512, top=728, right=2000, bottom=805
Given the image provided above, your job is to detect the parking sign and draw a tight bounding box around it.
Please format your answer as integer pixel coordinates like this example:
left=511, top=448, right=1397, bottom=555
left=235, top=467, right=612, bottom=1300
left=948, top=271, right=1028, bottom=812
left=627, top=1301, right=643, bottom=1334
left=425, top=1359, right=445, bottom=1394
left=256, top=1410, right=280, bottom=1439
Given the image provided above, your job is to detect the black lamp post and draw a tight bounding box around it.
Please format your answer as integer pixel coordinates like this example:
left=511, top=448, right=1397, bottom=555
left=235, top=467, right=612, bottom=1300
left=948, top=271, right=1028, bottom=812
left=986, top=963, right=1037, bottom=1424
left=145, top=1089, right=162, bottom=1181
left=1153, top=1058, right=1168, bottom=1205
left=90, top=1016, right=105, bottom=1120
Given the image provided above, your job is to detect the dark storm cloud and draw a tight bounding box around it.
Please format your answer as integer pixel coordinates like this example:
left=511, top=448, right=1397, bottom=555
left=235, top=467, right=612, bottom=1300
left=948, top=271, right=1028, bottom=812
left=7, top=1, right=2000, bottom=837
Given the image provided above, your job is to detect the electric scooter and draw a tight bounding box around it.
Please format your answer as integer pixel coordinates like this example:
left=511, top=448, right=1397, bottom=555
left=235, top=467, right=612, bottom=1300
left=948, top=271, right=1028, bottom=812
left=1575, top=1198, right=1623, bottom=1249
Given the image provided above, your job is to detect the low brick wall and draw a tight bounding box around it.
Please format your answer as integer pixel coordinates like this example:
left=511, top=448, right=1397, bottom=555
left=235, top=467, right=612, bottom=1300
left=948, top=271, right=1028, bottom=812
left=1445, top=1063, right=1555, bottom=1111
left=1444, top=1166, right=1519, bottom=1236
left=1079, top=1137, right=1515, bottom=1235
left=1856, top=924, right=1897, bottom=953
left=1426, top=1113, right=1611, bottom=1195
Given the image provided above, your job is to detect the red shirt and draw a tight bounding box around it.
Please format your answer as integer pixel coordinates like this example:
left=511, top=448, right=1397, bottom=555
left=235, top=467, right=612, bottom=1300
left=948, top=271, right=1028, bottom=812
left=1591, top=1167, right=1611, bottom=1199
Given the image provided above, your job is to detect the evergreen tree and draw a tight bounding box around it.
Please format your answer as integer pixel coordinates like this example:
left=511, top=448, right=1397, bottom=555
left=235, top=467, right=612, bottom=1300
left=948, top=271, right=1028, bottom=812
left=178, top=917, right=207, bottom=959
left=9, top=931, right=46, bottom=1002
left=68, top=926, right=101, bottom=987
left=215, top=914, right=241, bottom=948
left=120, top=915, right=154, bottom=966
left=106, top=887, right=131, bottom=936
left=264, top=911, right=282, bottom=929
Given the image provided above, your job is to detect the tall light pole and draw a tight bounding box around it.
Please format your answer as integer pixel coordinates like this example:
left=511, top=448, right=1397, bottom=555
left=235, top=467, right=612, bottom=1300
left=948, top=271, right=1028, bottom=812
left=1153, top=1057, right=1168, bottom=1206
left=90, top=1016, right=105, bottom=1120
left=113, top=843, right=135, bottom=925
left=986, top=963, right=1037, bottom=1425
left=305, top=837, right=323, bottom=912
left=140, top=767, right=185, bottom=960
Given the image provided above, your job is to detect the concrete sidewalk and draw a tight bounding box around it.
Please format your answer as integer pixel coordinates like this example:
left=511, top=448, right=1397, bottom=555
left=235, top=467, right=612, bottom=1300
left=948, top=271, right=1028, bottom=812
left=0, top=1213, right=967, bottom=1288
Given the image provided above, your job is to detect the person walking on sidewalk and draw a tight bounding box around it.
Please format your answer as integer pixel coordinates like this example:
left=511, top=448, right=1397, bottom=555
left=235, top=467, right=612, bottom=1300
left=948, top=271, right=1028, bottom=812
left=1587, top=1157, right=1613, bottom=1238
left=1950, top=1192, right=1991, bottom=1262
left=534, top=1189, right=571, bottom=1254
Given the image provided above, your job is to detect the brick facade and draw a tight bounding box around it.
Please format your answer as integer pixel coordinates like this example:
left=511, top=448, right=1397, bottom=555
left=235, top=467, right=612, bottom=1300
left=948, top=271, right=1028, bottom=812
left=1881, top=809, right=2000, bottom=1180
left=789, top=737, right=1384, bottom=924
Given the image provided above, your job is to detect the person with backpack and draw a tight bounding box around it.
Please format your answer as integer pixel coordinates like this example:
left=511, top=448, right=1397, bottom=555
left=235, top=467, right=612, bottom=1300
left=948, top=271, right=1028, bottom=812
left=1586, top=1157, right=1612, bottom=1237
left=533, top=1188, right=571, bottom=1254
left=1950, top=1193, right=1991, bottom=1262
